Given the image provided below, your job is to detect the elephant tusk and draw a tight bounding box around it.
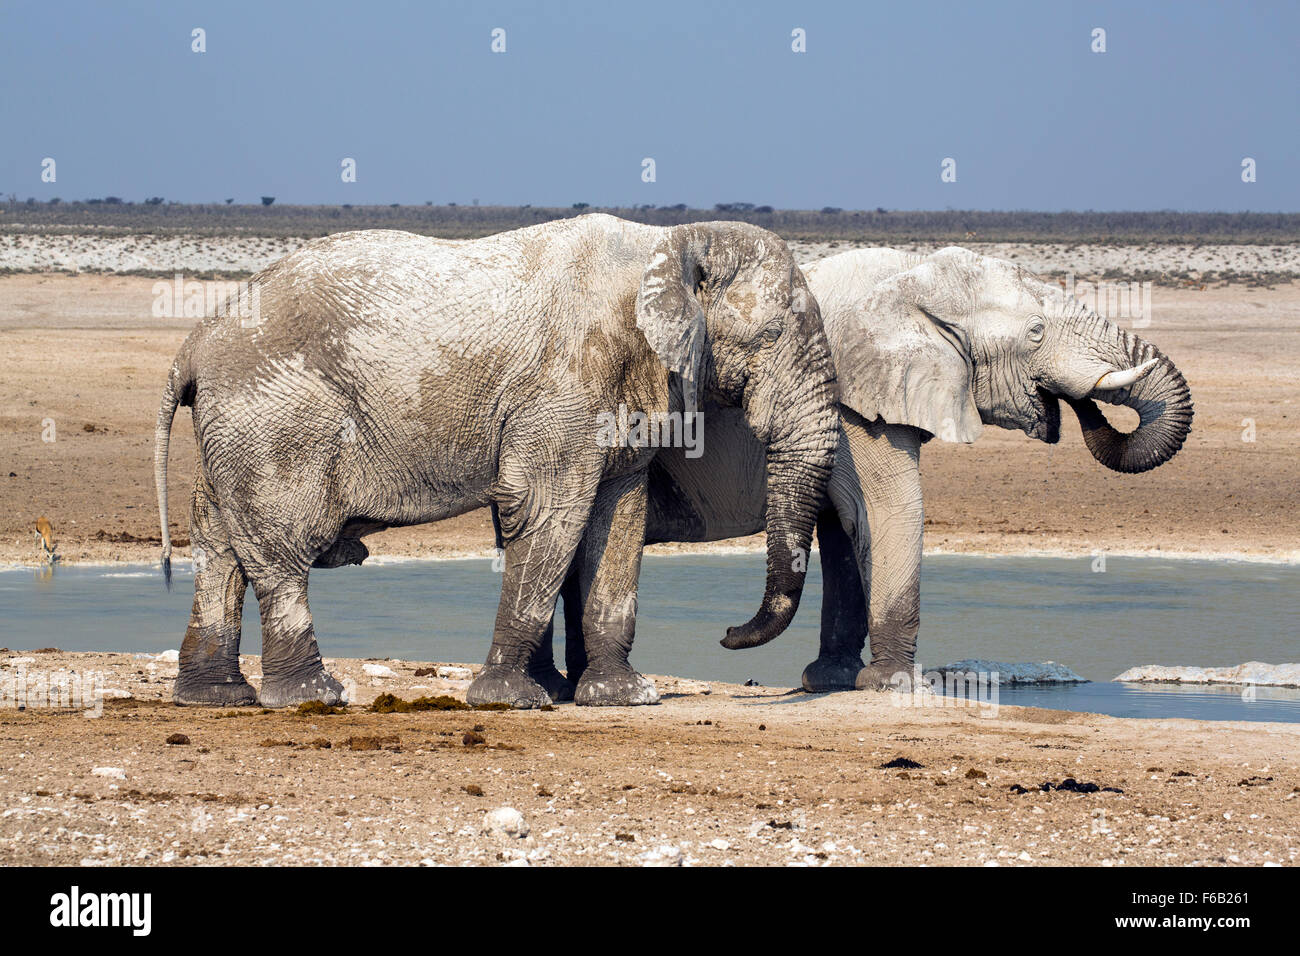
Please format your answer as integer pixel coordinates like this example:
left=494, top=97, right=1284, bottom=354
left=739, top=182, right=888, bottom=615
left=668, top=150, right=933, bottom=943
left=1093, top=358, right=1159, bottom=392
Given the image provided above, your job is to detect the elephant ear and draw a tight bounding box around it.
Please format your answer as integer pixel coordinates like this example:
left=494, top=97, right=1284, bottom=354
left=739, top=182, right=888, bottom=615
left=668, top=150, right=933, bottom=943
left=635, top=225, right=709, bottom=403
left=820, top=256, right=982, bottom=443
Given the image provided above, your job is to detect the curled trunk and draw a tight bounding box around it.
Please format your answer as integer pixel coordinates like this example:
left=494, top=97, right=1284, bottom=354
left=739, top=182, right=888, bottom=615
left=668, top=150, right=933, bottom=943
left=1064, top=327, right=1193, bottom=473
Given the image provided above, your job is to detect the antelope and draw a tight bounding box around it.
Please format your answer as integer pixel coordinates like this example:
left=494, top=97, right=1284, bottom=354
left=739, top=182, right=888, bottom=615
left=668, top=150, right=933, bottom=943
left=34, top=516, right=57, bottom=564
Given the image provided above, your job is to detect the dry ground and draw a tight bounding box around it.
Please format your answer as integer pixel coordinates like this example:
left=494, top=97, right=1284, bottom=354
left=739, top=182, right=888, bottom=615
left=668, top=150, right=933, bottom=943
left=0, top=652, right=1295, bottom=866
left=2, top=263, right=1298, bottom=565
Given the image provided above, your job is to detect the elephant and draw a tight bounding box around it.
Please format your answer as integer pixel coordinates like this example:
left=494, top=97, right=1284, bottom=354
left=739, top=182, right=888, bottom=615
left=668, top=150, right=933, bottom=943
left=154, top=214, right=839, bottom=709
left=538, top=246, right=1193, bottom=694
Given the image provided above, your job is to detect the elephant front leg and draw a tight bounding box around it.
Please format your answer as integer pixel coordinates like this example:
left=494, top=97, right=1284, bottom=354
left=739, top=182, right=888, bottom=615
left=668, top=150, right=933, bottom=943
left=854, top=427, right=924, bottom=692
left=469, top=457, right=600, bottom=709
left=800, top=508, right=868, bottom=692
left=572, top=472, right=659, bottom=706
left=174, top=479, right=258, bottom=707
left=808, top=418, right=923, bottom=693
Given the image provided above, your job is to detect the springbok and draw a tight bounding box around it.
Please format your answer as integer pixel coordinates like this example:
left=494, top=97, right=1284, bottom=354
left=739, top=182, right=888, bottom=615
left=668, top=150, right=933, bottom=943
left=34, top=516, right=56, bottom=564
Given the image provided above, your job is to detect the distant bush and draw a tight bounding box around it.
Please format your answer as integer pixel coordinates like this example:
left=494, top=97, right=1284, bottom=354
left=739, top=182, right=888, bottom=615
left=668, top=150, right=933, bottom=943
left=144, top=197, right=164, bottom=206
left=4, top=203, right=1298, bottom=245
left=261, top=196, right=275, bottom=206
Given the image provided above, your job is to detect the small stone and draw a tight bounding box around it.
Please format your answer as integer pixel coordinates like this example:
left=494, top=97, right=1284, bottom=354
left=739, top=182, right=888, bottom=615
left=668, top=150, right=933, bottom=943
left=363, top=663, right=397, bottom=678
left=482, top=807, right=530, bottom=838
left=92, top=767, right=126, bottom=780
left=436, top=665, right=473, bottom=680
left=166, top=733, right=190, bottom=746
left=708, top=839, right=731, bottom=851
left=155, top=649, right=180, bottom=662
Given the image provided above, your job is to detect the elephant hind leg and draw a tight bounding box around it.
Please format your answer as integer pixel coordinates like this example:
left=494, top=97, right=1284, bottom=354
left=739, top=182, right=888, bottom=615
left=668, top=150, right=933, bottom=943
left=245, top=567, right=344, bottom=708
left=174, top=473, right=258, bottom=707
left=800, top=507, right=867, bottom=693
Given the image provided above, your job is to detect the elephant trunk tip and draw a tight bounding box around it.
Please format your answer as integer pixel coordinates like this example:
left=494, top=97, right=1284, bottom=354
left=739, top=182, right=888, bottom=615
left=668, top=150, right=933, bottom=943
left=720, top=592, right=799, bottom=650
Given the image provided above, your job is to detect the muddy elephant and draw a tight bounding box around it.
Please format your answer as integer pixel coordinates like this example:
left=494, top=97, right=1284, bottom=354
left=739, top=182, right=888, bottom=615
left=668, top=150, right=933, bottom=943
left=155, top=215, right=839, bottom=708
left=541, top=246, right=1193, bottom=693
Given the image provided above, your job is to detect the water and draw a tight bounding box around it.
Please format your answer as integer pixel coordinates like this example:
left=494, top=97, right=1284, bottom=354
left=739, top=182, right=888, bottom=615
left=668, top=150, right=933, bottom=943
left=2, top=554, right=1298, bottom=722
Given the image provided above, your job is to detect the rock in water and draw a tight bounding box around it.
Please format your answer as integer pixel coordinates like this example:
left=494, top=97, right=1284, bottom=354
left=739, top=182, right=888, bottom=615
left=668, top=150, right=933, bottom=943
left=931, top=660, right=1088, bottom=684
left=1113, top=661, right=1300, bottom=688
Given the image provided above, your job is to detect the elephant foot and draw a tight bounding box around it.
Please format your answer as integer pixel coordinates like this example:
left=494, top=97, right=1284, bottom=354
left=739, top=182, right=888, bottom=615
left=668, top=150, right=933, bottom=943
left=467, top=667, right=553, bottom=709
left=527, top=661, right=575, bottom=703
left=855, top=663, right=913, bottom=692
left=258, top=668, right=345, bottom=709
left=574, top=667, right=659, bottom=707
left=173, top=675, right=259, bottom=707
left=801, top=655, right=866, bottom=693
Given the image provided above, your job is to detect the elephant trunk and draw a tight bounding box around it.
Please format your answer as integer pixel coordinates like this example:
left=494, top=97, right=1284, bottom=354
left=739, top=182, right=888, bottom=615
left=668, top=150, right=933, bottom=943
left=1063, top=326, right=1193, bottom=474
left=721, top=393, right=838, bottom=650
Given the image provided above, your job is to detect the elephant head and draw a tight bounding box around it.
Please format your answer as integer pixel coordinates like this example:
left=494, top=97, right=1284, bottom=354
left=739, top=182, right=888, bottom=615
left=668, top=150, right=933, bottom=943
left=818, top=246, right=1192, bottom=470
left=637, top=222, right=839, bottom=649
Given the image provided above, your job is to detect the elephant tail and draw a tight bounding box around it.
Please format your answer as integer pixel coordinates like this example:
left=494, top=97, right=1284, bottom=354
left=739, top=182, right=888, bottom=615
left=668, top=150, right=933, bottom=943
left=155, top=345, right=196, bottom=590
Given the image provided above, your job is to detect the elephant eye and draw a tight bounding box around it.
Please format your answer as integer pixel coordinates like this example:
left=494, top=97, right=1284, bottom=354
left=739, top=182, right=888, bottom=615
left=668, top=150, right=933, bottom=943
left=1027, top=319, right=1045, bottom=344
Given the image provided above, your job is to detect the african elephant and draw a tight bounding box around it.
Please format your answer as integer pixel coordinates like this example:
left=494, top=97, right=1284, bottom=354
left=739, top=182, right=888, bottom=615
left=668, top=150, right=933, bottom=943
left=540, top=246, right=1193, bottom=693
left=154, top=215, right=839, bottom=709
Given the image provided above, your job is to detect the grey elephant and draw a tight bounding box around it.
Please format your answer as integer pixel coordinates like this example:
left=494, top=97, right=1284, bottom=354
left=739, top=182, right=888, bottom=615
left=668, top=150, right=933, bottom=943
left=154, top=215, right=839, bottom=709
left=540, top=246, right=1192, bottom=693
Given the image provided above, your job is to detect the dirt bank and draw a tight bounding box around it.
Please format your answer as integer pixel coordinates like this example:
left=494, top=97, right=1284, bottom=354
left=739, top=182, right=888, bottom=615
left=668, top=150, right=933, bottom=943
left=2, top=268, right=1298, bottom=565
left=0, top=651, right=1294, bottom=866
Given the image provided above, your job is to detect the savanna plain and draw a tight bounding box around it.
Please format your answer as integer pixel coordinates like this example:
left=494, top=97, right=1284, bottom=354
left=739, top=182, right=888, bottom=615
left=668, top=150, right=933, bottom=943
left=1, top=212, right=1297, bottom=864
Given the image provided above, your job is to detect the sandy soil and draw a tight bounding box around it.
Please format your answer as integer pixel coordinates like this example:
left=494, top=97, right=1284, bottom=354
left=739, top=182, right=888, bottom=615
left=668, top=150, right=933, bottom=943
left=2, top=263, right=1298, bottom=566
left=0, top=651, right=1295, bottom=866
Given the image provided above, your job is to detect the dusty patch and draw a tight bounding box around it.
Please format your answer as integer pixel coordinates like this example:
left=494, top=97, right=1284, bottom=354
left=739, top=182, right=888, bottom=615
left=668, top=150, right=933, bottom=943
left=0, top=650, right=1294, bottom=866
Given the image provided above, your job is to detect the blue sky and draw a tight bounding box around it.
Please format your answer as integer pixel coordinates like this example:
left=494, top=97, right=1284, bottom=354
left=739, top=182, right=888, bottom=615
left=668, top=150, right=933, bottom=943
left=2, top=0, right=1296, bottom=210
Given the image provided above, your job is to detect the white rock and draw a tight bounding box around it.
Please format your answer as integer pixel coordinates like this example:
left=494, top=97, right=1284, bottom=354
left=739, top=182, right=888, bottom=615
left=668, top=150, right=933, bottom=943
left=92, top=767, right=126, bottom=780
left=708, top=838, right=731, bottom=851
left=101, top=689, right=133, bottom=700
left=502, top=857, right=530, bottom=867
left=155, top=649, right=180, bottom=663
left=637, top=844, right=683, bottom=867
left=932, top=660, right=1088, bottom=684
left=436, top=665, right=473, bottom=680
left=363, top=663, right=398, bottom=678
left=482, top=807, right=530, bottom=838
left=1113, top=661, right=1300, bottom=688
